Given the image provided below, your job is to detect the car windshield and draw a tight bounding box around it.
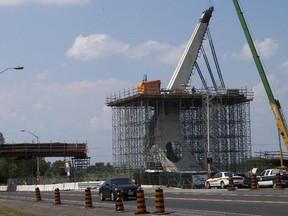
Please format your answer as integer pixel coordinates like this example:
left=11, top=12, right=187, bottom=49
left=111, top=178, right=134, bottom=186
left=224, top=172, right=233, bottom=177
left=223, top=172, right=240, bottom=177
left=271, top=169, right=283, bottom=175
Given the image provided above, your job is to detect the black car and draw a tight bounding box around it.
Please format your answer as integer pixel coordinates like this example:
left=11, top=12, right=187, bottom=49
left=237, top=173, right=252, bottom=187
left=98, top=177, right=138, bottom=201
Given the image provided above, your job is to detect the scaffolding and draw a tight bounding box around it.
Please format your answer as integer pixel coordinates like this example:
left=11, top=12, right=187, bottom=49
left=107, top=86, right=253, bottom=175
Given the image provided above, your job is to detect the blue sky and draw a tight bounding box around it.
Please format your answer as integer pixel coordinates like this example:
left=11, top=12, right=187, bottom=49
left=0, top=0, right=288, bottom=164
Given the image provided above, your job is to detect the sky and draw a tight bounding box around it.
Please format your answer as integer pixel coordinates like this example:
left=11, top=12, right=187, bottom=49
left=0, top=0, right=288, bottom=165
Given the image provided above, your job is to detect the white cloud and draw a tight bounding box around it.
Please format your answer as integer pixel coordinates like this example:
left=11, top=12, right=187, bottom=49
left=67, top=33, right=182, bottom=65
left=0, top=92, right=18, bottom=120
left=32, top=102, right=53, bottom=111
left=68, top=34, right=278, bottom=66
left=255, top=38, right=278, bottom=59
left=252, top=81, right=266, bottom=107
left=156, top=42, right=186, bottom=65
left=67, top=34, right=130, bottom=61
left=59, top=78, right=130, bottom=98
left=89, top=106, right=111, bottom=131
left=0, top=78, right=129, bottom=135
left=128, top=40, right=171, bottom=59
left=36, top=71, right=48, bottom=80
left=229, top=38, right=278, bottom=61
left=237, top=43, right=251, bottom=60
left=280, top=60, right=288, bottom=74
left=0, top=0, right=89, bottom=6
left=252, top=73, right=278, bottom=114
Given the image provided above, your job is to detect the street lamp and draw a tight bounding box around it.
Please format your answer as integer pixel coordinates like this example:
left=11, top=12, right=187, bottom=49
left=21, top=129, right=40, bottom=184
left=0, top=66, right=24, bottom=75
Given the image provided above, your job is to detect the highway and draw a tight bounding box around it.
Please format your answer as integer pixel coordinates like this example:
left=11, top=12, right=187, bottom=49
left=1, top=187, right=288, bottom=216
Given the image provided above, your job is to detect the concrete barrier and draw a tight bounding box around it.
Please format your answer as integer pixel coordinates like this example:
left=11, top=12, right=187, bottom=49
left=0, top=181, right=102, bottom=192
left=64, top=182, right=78, bottom=191
left=0, top=186, right=7, bottom=191
left=43, top=184, right=54, bottom=191
left=78, top=182, right=100, bottom=189
left=14, top=181, right=101, bottom=192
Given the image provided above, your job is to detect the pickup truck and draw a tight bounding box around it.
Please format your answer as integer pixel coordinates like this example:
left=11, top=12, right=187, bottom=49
left=257, top=168, right=288, bottom=188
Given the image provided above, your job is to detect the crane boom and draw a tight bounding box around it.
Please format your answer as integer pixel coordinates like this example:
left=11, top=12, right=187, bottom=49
left=167, top=7, right=214, bottom=91
left=233, top=0, right=288, bottom=164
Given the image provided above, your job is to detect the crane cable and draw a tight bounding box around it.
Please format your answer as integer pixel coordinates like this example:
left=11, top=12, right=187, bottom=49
left=207, top=28, right=225, bottom=89
left=195, top=62, right=208, bottom=90
left=200, top=46, right=218, bottom=91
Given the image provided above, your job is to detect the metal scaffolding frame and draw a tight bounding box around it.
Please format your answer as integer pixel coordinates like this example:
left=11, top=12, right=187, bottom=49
left=107, top=87, right=253, bottom=175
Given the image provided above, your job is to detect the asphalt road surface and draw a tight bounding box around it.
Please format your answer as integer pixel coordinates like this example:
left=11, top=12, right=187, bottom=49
left=1, top=187, right=288, bottom=216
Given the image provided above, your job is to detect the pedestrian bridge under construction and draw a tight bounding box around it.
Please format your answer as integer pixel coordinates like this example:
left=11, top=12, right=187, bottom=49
left=106, top=6, right=253, bottom=176
left=107, top=86, right=253, bottom=174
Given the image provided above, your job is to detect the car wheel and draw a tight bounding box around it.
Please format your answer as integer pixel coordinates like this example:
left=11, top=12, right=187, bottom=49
left=220, top=181, right=225, bottom=189
left=99, top=191, right=105, bottom=201
left=111, top=191, right=116, bottom=201
left=205, top=182, right=211, bottom=189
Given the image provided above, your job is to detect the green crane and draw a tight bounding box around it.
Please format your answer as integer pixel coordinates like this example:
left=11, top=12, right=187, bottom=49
left=233, top=0, right=288, bottom=168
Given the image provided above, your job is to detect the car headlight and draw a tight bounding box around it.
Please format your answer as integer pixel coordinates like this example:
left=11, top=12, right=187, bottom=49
left=114, top=188, right=123, bottom=192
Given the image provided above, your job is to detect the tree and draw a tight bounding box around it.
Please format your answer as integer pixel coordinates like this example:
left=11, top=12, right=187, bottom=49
left=86, top=162, right=115, bottom=178
left=0, top=132, right=18, bottom=183
left=45, top=160, right=66, bottom=177
left=0, top=132, right=5, bottom=144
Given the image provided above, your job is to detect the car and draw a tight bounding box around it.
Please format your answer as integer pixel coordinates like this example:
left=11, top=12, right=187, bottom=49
left=236, top=173, right=252, bottom=187
left=205, top=172, right=244, bottom=189
left=96, top=178, right=107, bottom=189
left=98, top=177, right=139, bottom=201
left=257, top=168, right=288, bottom=188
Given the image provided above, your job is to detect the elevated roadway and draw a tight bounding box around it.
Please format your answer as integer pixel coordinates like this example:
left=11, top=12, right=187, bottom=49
left=0, top=143, right=87, bottom=158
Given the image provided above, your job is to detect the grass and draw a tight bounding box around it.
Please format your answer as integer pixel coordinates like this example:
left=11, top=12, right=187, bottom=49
left=0, top=205, right=34, bottom=216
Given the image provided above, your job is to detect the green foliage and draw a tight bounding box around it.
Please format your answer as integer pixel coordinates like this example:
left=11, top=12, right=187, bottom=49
left=0, top=158, right=19, bottom=183
left=39, top=158, right=50, bottom=176
left=44, top=160, right=66, bottom=177
left=0, top=157, right=116, bottom=183
left=0, top=132, right=5, bottom=144
left=86, top=162, right=115, bottom=178
left=246, top=156, right=282, bottom=173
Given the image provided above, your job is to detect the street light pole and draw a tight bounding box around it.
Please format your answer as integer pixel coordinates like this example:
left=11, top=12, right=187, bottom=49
left=21, top=129, right=40, bottom=184
left=0, top=66, right=24, bottom=75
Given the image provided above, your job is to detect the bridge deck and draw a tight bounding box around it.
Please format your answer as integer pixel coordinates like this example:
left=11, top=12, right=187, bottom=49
left=0, top=143, right=87, bottom=158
